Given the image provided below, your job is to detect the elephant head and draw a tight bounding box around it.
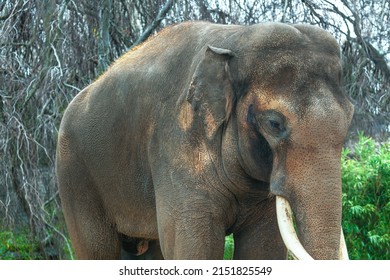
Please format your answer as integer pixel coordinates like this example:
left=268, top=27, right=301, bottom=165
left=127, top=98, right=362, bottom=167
left=184, top=23, right=353, bottom=259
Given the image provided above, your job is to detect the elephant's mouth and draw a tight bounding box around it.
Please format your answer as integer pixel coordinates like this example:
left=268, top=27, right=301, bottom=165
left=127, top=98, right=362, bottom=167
left=275, top=196, right=349, bottom=260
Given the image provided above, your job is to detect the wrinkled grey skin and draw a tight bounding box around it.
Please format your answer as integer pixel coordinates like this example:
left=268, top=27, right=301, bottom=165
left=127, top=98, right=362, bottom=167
left=56, top=21, right=353, bottom=259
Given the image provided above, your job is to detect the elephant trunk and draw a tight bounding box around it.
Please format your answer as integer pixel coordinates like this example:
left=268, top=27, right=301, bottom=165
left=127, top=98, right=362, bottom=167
left=276, top=196, right=348, bottom=260
left=273, top=150, right=349, bottom=260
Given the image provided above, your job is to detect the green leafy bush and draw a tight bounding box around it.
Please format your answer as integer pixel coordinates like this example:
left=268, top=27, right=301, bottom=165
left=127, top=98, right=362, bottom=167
left=0, top=230, right=43, bottom=260
left=342, top=134, right=390, bottom=260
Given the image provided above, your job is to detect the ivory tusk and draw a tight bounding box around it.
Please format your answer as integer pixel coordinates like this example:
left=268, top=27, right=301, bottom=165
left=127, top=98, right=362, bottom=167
left=276, top=196, right=314, bottom=260
left=339, top=230, right=349, bottom=260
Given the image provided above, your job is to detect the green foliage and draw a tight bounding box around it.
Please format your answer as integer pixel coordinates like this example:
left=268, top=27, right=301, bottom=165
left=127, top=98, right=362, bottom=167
left=0, top=230, right=43, bottom=260
left=342, top=133, right=390, bottom=260
left=224, top=234, right=234, bottom=260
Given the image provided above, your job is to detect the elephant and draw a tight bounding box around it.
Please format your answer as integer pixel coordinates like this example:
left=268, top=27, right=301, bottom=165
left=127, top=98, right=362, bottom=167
left=56, top=21, right=354, bottom=260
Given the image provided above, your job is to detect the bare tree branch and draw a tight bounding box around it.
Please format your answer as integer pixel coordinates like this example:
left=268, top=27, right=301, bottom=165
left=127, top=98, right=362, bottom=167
left=130, top=0, right=176, bottom=49
left=97, top=0, right=113, bottom=73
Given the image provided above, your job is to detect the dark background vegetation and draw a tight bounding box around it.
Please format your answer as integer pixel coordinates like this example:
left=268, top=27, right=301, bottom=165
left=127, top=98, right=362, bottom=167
left=0, top=0, right=389, bottom=259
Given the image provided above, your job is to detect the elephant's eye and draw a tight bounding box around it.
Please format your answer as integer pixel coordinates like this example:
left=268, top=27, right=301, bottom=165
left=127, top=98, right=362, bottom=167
left=266, top=117, right=286, bottom=136
left=247, top=106, right=288, bottom=138
left=268, top=120, right=282, bottom=131
left=261, top=111, right=287, bottom=138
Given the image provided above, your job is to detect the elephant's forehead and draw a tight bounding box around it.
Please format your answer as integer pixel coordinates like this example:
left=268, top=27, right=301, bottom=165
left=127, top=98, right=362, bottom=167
left=248, top=49, right=347, bottom=118
left=251, top=51, right=341, bottom=87
left=254, top=82, right=347, bottom=118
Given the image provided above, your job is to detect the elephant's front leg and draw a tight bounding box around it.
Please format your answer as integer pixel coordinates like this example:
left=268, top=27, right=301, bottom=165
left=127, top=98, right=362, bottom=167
left=233, top=196, right=287, bottom=260
left=155, top=195, right=226, bottom=259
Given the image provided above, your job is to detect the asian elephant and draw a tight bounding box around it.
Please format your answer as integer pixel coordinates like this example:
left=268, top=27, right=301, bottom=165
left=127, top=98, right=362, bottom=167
left=56, top=21, right=353, bottom=260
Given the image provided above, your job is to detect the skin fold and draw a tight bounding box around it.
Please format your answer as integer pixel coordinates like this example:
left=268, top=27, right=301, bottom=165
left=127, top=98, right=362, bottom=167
left=56, top=21, right=353, bottom=259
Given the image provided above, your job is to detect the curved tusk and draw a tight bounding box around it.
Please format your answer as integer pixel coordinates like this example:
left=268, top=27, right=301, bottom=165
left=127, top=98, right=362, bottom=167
left=339, top=230, right=349, bottom=260
left=276, top=196, right=314, bottom=260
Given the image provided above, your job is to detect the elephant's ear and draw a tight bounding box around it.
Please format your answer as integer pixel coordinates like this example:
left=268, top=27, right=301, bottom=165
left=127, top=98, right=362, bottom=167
left=186, top=45, right=235, bottom=139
